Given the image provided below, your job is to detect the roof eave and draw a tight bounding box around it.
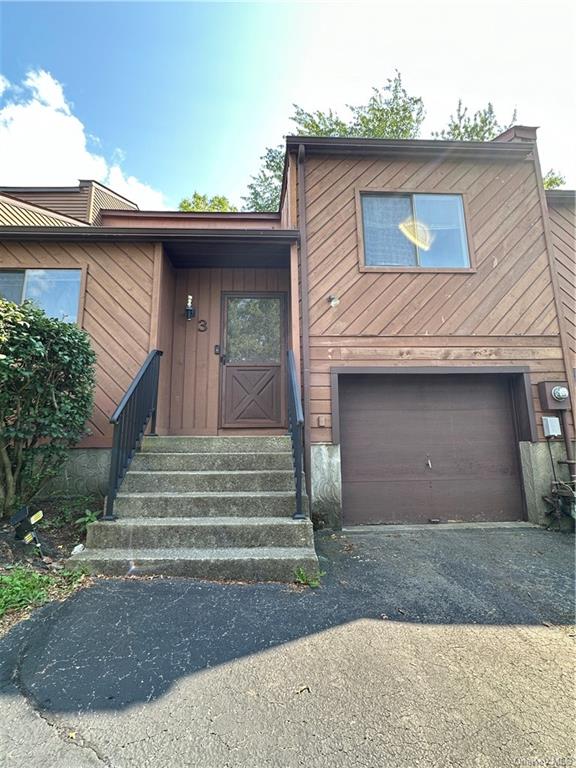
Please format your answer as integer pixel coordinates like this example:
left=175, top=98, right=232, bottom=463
left=285, top=136, right=535, bottom=160
left=0, top=226, right=300, bottom=243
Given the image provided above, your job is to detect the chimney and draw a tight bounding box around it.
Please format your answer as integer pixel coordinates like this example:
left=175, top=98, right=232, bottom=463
left=493, top=125, right=538, bottom=143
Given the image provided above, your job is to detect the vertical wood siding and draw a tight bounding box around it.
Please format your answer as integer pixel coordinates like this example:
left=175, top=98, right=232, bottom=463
left=301, top=154, right=570, bottom=443
left=169, top=268, right=290, bottom=435
left=0, top=240, right=155, bottom=447
left=547, top=198, right=575, bottom=369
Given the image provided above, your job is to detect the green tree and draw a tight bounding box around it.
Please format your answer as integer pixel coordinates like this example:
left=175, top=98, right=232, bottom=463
left=179, top=191, right=237, bottom=212
left=432, top=100, right=517, bottom=141
left=242, top=146, right=285, bottom=212
left=542, top=169, right=566, bottom=190
left=242, top=72, right=425, bottom=211
left=292, top=71, right=425, bottom=140
left=0, top=300, right=96, bottom=518
left=243, top=74, right=564, bottom=210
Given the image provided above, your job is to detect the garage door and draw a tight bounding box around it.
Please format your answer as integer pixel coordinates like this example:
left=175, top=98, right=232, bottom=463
left=339, top=374, right=525, bottom=525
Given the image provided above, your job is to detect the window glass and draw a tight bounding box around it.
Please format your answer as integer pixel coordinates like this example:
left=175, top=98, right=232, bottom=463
left=226, top=297, right=281, bottom=363
left=0, top=270, right=25, bottom=303
left=24, top=269, right=82, bottom=322
left=360, top=193, right=470, bottom=269
left=413, top=194, right=470, bottom=268
left=362, top=195, right=416, bottom=266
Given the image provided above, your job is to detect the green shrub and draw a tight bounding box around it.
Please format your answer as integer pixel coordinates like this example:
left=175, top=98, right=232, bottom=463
left=0, top=299, right=96, bottom=519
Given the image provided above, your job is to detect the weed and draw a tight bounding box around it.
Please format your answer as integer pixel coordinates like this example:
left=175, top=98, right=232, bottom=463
left=294, top=566, right=326, bottom=589
left=39, top=495, right=99, bottom=531
left=74, top=510, right=99, bottom=533
left=0, top=566, right=87, bottom=618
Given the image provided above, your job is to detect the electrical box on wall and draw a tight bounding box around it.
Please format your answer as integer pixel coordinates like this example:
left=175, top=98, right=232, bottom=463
left=542, top=416, right=562, bottom=438
left=538, top=382, right=571, bottom=411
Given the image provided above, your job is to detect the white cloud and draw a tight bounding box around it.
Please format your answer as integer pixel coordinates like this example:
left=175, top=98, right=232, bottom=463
left=0, top=69, right=166, bottom=209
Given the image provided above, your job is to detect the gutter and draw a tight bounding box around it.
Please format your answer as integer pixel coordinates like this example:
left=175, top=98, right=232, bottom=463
left=285, top=135, right=535, bottom=160
left=0, top=227, right=300, bottom=243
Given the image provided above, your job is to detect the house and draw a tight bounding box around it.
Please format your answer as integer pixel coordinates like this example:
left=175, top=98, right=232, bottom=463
left=0, top=128, right=574, bottom=578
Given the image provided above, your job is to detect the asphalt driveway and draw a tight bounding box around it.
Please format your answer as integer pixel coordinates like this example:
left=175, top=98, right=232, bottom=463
left=0, top=524, right=574, bottom=767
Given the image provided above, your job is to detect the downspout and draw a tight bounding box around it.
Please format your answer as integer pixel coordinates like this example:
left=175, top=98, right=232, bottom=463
left=297, top=144, right=312, bottom=497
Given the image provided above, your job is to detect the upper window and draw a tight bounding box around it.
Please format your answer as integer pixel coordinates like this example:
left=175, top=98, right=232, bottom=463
left=0, top=269, right=82, bottom=323
left=360, top=193, right=470, bottom=269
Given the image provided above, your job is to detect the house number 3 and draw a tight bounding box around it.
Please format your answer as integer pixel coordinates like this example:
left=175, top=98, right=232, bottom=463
left=198, top=320, right=208, bottom=332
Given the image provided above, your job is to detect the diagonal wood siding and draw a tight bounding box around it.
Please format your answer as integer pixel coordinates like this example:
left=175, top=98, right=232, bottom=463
left=547, top=197, right=575, bottom=370
left=302, top=154, right=571, bottom=443
left=0, top=240, right=156, bottom=447
left=169, top=268, right=290, bottom=435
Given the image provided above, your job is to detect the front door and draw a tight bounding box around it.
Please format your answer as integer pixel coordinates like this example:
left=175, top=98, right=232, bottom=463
left=220, top=292, right=287, bottom=429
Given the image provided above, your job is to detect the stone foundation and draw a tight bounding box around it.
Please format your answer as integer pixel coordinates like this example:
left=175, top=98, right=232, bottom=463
left=519, top=440, right=573, bottom=529
left=41, top=448, right=111, bottom=499
left=309, top=444, right=342, bottom=529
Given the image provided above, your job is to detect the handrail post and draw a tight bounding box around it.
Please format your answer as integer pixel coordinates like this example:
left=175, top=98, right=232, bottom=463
left=287, top=350, right=306, bottom=520
left=103, top=419, right=122, bottom=520
left=149, top=354, right=160, bottom=436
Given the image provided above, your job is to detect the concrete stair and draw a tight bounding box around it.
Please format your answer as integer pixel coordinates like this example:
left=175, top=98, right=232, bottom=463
left=72, top=436, right=318, bottom=582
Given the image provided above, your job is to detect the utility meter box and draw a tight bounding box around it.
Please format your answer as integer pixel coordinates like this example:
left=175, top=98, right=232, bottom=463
left=538, top=382, right=571, bottom=411
left=542, top=416, right=562, bottom=438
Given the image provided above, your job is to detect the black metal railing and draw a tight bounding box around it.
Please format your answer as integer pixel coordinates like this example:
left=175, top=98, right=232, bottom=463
left=287, top=350, right=306, bottom=520
left=103, top=350, right=163, bottom=520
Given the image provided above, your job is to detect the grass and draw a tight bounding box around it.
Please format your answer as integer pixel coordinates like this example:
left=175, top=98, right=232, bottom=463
left=0, top=565, right=89, bottom=619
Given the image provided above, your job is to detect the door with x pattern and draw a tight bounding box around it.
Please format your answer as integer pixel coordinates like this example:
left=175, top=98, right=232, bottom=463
left=220, top=293, right=287, bottom=429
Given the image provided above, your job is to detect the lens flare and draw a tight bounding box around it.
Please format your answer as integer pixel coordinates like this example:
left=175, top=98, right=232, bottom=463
left=399, top=217, right=434, bottom=251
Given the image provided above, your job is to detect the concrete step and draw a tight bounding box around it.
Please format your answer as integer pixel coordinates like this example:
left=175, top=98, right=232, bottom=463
left=71, top=546, right=319, bottom=582
left=114, top=491, right=308, bottom=518
left=122, top=470, right=295, bottom=493
left=141, top=436, right=291, bottom=454
left=86, top=517, right=314, bottom=549
left=131, top=451, right=293, bottom=472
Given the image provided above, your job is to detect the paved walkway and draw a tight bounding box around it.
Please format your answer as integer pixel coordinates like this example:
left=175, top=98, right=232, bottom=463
left=1, top=526, right=574, bottom=767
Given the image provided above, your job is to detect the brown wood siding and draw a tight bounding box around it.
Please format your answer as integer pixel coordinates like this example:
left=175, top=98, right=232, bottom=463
left=101, top=213, right=283, bottom=229
left=547, top=198, right=575, bottom=370
left=301, top=154, right=571, bottom=443
left=0, top=240, right=155, bottom=447
left=89, top=185, right=137, bottom=225
left=150, top=246, right=176, bottom=434
left=0, top=197, right=84, bottom=227
left=2, top=188, right=91, bottom=222
left=169, top=268, right=290, bottom=435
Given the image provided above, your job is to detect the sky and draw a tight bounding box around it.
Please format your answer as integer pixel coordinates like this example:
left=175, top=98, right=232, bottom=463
left=0, top=0, right=574, bottom=210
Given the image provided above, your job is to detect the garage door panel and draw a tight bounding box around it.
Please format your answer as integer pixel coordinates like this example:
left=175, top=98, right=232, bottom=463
left=342, top=481, right=433, bottom=525
left=339, top=374, right=525, bottom=525
left=431, top=477, right=525, bottom=523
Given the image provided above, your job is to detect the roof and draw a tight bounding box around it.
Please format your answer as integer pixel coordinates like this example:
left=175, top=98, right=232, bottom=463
left=545, top=189, right=576, bottom=206
left=0, top=193, right=88, bottom=227
left=284, top=135, right=535, bottom=160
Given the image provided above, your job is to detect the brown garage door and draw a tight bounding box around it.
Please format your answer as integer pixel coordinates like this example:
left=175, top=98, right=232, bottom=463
left=339, top=374, right=525, bottom=525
